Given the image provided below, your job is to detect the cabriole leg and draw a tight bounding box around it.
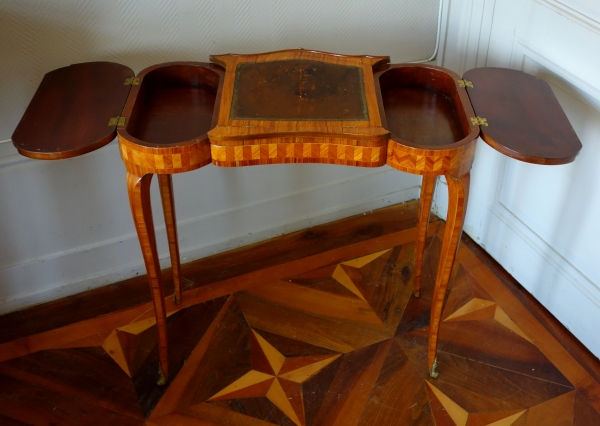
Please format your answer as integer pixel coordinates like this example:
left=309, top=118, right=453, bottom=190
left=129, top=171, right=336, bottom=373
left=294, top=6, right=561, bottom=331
left=427, top=173, right=470, bottom=378
left=414, top=174, right=437, bottom=298
left=126, top=172, right=170, bottom=385
left=158, top=174, right=182, bottom=304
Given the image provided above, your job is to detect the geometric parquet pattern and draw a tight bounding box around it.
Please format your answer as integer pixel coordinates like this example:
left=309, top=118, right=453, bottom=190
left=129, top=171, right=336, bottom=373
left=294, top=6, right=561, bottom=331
left=0, top=202, right=598, bottom=425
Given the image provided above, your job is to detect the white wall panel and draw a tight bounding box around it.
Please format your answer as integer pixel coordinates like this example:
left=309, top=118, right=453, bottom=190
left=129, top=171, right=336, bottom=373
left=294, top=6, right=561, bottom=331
left=436, top=0, right=600, bottom=356
left=0, top=0, right=440, bottom=312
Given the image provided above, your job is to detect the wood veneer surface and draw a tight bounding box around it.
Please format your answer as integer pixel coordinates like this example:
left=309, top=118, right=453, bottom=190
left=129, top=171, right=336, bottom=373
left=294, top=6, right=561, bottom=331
left=0, top=202, right=426, bottom=344
left=0, top=202, right=598, bottom=425
left=382, top=87, right=464, bottom=146
left=12, top=62, right=134, bottom=159
left=464, top=67, right=582, bottom=164
left=462, top=234, right=600, bottom=386
left=208, top=49, right=389, bottom=146
left=126, top=65, right=218, bottom=145
left=378, top=65, right=469, bottom=148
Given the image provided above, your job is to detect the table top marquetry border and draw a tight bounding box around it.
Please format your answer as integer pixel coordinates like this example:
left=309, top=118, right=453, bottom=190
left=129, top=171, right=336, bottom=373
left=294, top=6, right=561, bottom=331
left=207, top=49, right=391, bottom=145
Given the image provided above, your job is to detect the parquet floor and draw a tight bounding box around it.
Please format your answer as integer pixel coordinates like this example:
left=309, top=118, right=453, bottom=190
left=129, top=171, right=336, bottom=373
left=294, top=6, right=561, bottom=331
left=0, top=201, right=598, bottom=426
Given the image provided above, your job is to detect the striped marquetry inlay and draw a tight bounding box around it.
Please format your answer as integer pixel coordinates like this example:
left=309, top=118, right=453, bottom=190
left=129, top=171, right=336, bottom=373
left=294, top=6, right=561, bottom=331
left=119, top=136, right=477, bottom=175
left=211, top=141, right=387, bottom=168
left=118, top=137, right=212, bottom=175
left=386, top=139, right=477, bottom=176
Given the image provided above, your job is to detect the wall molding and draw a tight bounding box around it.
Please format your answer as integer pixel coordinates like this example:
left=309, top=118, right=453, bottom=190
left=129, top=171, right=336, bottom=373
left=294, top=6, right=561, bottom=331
left=514, top=40, right=600, bottom=112
left=491, top=201, right=600, bottom=308
left=536, top=0, right=600, bottom=35
left=438, top=0, right=496, bottom=74
left=484, top=199, right=600, bottom=356
left=488, top=35, right=600, bottom=356
left=508, top=40, right=600, bottom=304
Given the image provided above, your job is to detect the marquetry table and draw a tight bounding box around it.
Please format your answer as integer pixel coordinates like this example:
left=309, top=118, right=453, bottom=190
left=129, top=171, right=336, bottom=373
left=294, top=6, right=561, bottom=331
left=12, top=49, right=581, bottom=385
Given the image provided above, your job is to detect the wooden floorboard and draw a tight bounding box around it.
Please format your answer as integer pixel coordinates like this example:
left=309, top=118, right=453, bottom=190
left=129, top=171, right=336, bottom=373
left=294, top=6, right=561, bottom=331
left=0, top=200, right=598, bottom=425
left=461, top=236, right=600, bottom=386
left=0, top=201, right=428, bottom=344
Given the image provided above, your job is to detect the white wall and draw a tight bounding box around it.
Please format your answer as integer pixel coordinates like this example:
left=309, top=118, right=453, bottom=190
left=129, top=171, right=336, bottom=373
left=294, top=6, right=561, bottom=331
left=434, top=0, right=600, bottom=357
left=0, top=0, right=442, bottom=313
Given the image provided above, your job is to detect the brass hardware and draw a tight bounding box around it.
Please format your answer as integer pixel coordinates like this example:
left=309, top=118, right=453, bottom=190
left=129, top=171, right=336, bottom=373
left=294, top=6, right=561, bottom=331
left=458, top=79, right=473, bottom=88
left=124, top=77, right=140, bottom=86
left=157, top=363, right=167, bottom=386
left=429, top=357, right=439, bottom=378
left=108, top=116, right=126, bottom=127
left=471, top=116, right=488, bottom=126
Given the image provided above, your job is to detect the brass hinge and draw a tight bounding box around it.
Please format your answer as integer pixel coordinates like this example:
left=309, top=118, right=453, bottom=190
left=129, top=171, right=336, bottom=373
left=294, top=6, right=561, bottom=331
left=124, top=77, right=140, bottom=86
left=108, top=116, right=126, bottom=127
left=471, top=116, right=488, bottom=126
left=458, top=79, right=473, bottom=88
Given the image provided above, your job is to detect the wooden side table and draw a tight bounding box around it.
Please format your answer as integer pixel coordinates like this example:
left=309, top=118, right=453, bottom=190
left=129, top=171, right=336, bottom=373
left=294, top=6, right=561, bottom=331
left=12, top=49, right=582, bottom=385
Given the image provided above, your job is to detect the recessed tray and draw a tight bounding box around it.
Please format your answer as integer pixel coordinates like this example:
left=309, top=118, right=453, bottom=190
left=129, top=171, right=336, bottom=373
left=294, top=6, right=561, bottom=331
left=377, top=64, right=475, bottom=148
left=121, top=62, right=224, bottom=147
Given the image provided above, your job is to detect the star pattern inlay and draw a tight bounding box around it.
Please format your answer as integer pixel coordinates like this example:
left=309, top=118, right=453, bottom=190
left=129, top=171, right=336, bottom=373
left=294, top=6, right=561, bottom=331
left=208, top=329, right=340, bottom=426
left=425, top=380, right=576, bottom=426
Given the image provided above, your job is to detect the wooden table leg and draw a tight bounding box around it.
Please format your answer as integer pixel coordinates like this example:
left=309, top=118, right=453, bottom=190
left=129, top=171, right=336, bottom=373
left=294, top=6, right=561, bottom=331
left=158, top=174, right=182, bottom=305
left=126, top=172, right=169, bottom=385
left=414, top=174, right=437, bottom=298
left=427, top=172, right=470, bottom=378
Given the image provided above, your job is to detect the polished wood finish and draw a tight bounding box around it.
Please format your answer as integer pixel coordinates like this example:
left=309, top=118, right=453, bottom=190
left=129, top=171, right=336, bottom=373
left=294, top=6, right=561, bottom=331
left=126, top=172, right=169, bottom=383
left=12, top=62, right=134, bottom=159
left=119, top=136, right=212, bottom=176
left=207, top=49, right=391, bottom=167
left=0, top=202, right=429, bottom=346
left=414, top=175, right=436, bottom=298
left=118, top=63, right=226, bottom=382
left=461, top=235, right=600, bottom=386
left=373, top=64, right=479, bottom=376
left=379, top=65, right=472, bottom=147
left=376, top=64, right=479, bottom=177
left=10, top=52, right=585, bottom=390
left=386, top=139, right=476, bottom=177
left=210, top=49, right=388, bottom=131
left=463, top=67, right=582, bottom=165
left=125, top=64, right=221, bottom=145
left=427, top=173, right=470, bottom=376
left=2, top=203, right=598, bottom=424
left=119, top=54, right=483, bottom=383
left=211, top=141, right=387, bottom=168
left=118, top=62, right=224, bottom=175
left=456, top=244, right=600, bottom=413
left=158, top=174, right=181, bottom=304
left=119, top=49, right=477, bottom=382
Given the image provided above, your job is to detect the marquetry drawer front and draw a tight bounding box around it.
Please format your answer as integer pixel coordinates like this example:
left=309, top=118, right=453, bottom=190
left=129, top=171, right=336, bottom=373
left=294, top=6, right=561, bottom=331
left=386, top=139, right=476, bottom=177
left=211, top=140, right=387, bottom=168
left=118, top=137, right=212, bottom=176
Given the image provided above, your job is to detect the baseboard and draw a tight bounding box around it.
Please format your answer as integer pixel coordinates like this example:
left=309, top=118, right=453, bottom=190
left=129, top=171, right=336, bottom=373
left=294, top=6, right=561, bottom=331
left=482, top=202, right=600, bottom=357
left=0, top=171, right=420, bottom=315
left=429, top=167, right=600, bottom=357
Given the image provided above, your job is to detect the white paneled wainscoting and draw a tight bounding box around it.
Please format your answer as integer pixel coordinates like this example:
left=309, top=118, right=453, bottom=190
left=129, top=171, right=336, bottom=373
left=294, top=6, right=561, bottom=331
left=434, top=0, right=600, bottom=357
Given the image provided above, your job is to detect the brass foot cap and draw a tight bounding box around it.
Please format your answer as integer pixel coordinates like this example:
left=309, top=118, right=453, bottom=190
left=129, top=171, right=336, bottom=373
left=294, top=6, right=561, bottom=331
left=157, top=365, right=167, bottom=386
left=429, top=357, right=439, bottom=379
